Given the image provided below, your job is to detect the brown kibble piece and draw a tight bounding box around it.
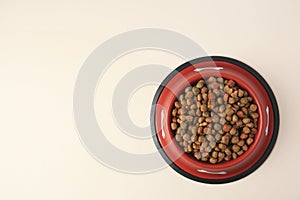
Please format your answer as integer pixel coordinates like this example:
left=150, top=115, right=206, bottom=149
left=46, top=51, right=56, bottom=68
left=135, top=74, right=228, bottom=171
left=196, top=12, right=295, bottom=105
left=212, top=151, right=218, bottom=158
left=237, top=150, right=244, bottom=156
left=218, top=152, right=225, bottom=160
left=194, top=152, right=201, bottom=160
left=212, top=115, right=219, bottom=123
left=227, top=80, right=235, bottom=87
left=225, top=148, right=231, bottom=156
left=250, top=112, right=259, bottom=119
left=199, top=122, right=207, bottom=127
left=183, top=141, right=188, bottom=147
left=221, top=135, right=230, bottom=145
left=205, top=146, right=212, bottom=153
left=175, top=134, right=182, bottom=142
left=214, top=123, right=222, bottom=131
left=219, top=105, right=225, bottom=112
left=232, top=152, right=238, bottom=159
left=198, top=136, right=205, bottom=143
left=202, top=93, right=208, bottom=102
left=241, top=107, right=249, bottom=115
left=215, top=88, right=223, bottom=96
left=180, top=123, right=187, bottom=130
left=196, top=81, right=204, bottom=89
left=174, top=101, right=180, bottom=108
left=223, top=93, right=229, bottom=102
left=243, top=126, right=251, bottom=134
left=224, top=155, right=231, bottom=161
left=251, top=128, right=258, bottom=134
left=209, top=157, right=217, bottom=164
left=192, top=87, right=200, bottom=95
left=202, top=152, right=209, bottom=158
left=250, top=104, right=258, bottom=112
left=246, top=137, right=254, bottom=145
left=186, top=116, right=193, bottom=122
left=191, top=134, right=197, bottom=142
left=197, top=126, right=203, bottom=134
left=236, top=120, right=243, bottom=127
left=190, top=104, right=197, bottom=110
left=205, top=117, right=211, bottom=123
left=215, top=134, right=222, bottom=141
left=237, top=140, right=245, bottom=147
left=219, top=117, right=226, bottom=125
left=232, top=144, right=240, bottom=152
left=185, top=87, right=192, bottom=92
left=240, top=133, right=248, bottom=139
left=226, top=109, right=234, bottom=116
left=217, top=97, right=223, bottom=105
left=201, top=87, right=208, bottom=94
left=243, top=118, right=251, bottom=124
left=231, top=136, right=239, bottom=144
left=186, top=91, right=193, bottom=98
left=228, top=97, right=235, bottom=104
left=238, top=89, right=244, bottom=97
left=214, top=146, right=221, bottom=152
left=231, top=90, right=238, bottom=98
left=202, top=111, right=209, bottom=117
left=197, top=94, right=202, bottom=101
left=207, top=76, right=216, bottom=83
left=193, top=143, right=200, bottom=149
left=242, top=145, right=248, bottom=151
left=191, top=126, right=197, bottom=135
left=206, top=134, right=215, bottom=142
left=222, top=124, right=232, bottom=132
left=171, top=123, right=177, bottom=130
left=246, top=122, right=254, bottom=128
left=229, top=127, right=237, bottom=135
left=201, top=157, right=208, bottom=161
left=240, top=97, right=248, bottom=104
left=209, top=141, right=216, bottom=148
left=237, top=111, right=245, bottom=118
left=186, top=98, right=193, bottom=106
left=172, top=108, right=177, bottom=116
left=200, top=104, right=207, bottom=112
left=218, top=143, right=226, bottom=150
left=198, top=117, right=204, bottom=123
left=232, top=115, right=238, bottom=122
left=183, top=134, right=190, bottom=141
left=210, top=82, right=219, bottom=89
left=217, top=77, right=224, bottom=83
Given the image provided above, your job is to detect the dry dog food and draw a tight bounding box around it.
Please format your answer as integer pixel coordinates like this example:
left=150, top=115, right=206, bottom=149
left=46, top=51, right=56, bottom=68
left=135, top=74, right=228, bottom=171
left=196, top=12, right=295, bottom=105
left=171, top=77, right=259, bottom=164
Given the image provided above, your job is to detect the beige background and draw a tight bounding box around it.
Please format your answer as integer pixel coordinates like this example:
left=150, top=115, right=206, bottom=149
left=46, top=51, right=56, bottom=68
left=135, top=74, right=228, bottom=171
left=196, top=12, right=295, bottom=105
left=0, top=0, right=300, bottom=199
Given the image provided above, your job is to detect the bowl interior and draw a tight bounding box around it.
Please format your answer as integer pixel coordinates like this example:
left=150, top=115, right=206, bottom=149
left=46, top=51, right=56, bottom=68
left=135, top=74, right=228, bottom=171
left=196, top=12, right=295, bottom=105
left=153, top=59, right=275, bottom=180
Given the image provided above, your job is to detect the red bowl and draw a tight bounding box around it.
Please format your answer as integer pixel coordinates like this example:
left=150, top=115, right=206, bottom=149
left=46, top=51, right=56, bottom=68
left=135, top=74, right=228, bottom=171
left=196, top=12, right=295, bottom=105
left=151, top=56, right=279, bottom=184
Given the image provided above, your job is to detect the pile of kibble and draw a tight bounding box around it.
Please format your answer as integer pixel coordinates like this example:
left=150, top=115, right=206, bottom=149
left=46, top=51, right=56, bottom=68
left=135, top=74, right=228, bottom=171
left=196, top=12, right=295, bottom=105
left=171, top=77, right=259, bottom=164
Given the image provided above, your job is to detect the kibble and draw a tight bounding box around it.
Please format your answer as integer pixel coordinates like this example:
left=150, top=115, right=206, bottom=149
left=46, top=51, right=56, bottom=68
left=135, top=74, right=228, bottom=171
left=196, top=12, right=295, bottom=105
left=229, top=127, right=237, bottom=135
left=231, top=136, right=239, bottom=144
left=243, top=126, right=251, bottom=134
left=246, top=137, right=254, bottom=145
left=171, top=123, right=177, bottom=130
left=171, top=77, right=259, bottom=164
left=240, top=133, right=248, bottom=139
left=232, top=144, right=240, bottom=152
